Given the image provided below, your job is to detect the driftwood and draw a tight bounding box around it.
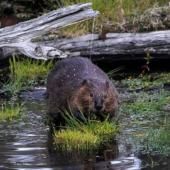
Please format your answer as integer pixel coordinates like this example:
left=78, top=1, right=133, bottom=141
left=44, top=30, right=170, bottom=60
left=1, top=2, right=170, bottom=61
left=0, top=3, right=98, bottom=60
left=3, top=30, right=170, bottom=61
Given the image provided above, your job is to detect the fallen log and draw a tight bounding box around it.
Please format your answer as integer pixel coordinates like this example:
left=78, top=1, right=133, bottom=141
left=0, top=3, right=98, bottom=60
left=1, top=3, right=170, bottom=61
left=44, top=30, right=170, bottom=61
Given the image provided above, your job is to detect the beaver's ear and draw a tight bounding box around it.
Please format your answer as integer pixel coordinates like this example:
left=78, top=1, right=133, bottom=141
left=81, top=79, right=90, bottom=86
left=105, top=80, right=110, bottom=89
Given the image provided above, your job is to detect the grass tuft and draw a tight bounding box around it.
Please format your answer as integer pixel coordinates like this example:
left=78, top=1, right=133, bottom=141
left=3, top=56, right=53, bottom=95
left=0, top=103, right=24, bottom=121
left=53, top=113, right=118, bottom=151
left=54, top=129, right=98, bottom=151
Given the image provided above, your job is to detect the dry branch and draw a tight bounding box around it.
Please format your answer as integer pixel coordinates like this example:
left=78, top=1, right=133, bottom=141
left=0, top=3, right=98, bottom=60
left=44, top=30, right=170, bottom=61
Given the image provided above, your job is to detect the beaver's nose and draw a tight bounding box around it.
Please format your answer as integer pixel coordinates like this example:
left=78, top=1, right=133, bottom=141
left=95, top=105, right=102, bottom=111
left=95, top=99, right=103, bottom=111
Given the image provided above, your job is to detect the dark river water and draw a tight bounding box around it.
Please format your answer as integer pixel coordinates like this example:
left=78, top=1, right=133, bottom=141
left=0, top=87, right=169, bottom=170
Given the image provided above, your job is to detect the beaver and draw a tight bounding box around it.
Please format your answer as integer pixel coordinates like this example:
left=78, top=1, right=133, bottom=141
left=0, top=6, right=18, bottom=28
left=46, top=57, right=119, bottom=125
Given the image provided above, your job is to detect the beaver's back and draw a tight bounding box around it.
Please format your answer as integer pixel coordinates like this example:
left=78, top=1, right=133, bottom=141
left=47, top=57, right=109, bottom=89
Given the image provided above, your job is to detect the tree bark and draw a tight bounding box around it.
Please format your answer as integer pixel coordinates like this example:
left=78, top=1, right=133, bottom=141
left=0, top=3, right=98, bottom=60
left=46, top=31, right=170, bottom=61
left=1, top=3, right=170, bottom=61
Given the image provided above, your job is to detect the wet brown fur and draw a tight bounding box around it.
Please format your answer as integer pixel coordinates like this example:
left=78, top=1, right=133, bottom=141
left=0, top=7, right=18, bottom=28
left=0, top=16, right=18, bottom=28
left=47, top=57, right=119, bottom=123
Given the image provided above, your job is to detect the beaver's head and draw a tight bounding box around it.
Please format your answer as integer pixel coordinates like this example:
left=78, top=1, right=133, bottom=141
left=69, top=79, right=119, bottom=120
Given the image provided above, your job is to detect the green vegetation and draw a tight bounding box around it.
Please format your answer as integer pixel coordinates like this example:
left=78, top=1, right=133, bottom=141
left=130, top=117, right=170, bottom=156
left=119, top=73, right=170, bottom=156
left=54, top=115, right=118, bottom=151
left=142, top=125, right=170, bottom=155
left=59, top=0, right=170, bottom=36
left=0, top=56, right=50, bottom=121
left=3, top=57, right=53, bottom=95
left=53, top=72, right=170, bottom=153
left=0, top=103, right=24, bottom=121
left=64, top=0, right=170, bottom=22
left=121, top=90, right=170, bottom=116
left=54, top=128, right=99, bottom=151
left=121, top=73, right=170, bottom=90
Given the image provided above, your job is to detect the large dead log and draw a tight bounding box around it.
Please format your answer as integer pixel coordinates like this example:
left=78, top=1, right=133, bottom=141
left=45, top=30, right=170, bottom=61
left=1, top=3, right=170, bottom=61
left=0, top=3, right=98, bottom=60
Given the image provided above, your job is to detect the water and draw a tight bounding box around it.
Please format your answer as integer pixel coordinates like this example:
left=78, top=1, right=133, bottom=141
left=0, top=87, right=169, bottom=170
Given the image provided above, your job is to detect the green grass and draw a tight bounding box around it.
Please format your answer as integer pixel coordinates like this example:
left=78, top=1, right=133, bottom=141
left=64, top=0, right=169, bottom=21
left=121, top=76, right=159, bottom=90
left=53, top=113, right=118, bottom=151
left=3, top=56, right=53, bottom=95
left=133, top=123, right=170, bottom=156
left=121, top=73, right=170, bottom=91
left=54, top=129, right=99, bottom=151
left=58, top=0, right=170, bottom=36
left=0, top=103, right=24, bottom=121
left=119, top=74, right=170, bottom=156
left=121, top=90, right=170, bottom=115
left=82, top=121, right=118, bottom=137
left=143, top=126, right=170, bottom=155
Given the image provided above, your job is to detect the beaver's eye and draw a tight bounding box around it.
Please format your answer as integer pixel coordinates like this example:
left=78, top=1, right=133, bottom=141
left=90, top=93, right=94, bottom=97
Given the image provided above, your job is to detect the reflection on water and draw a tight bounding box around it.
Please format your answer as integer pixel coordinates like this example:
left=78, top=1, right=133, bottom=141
left=0, top=87, right=168, bottom=170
